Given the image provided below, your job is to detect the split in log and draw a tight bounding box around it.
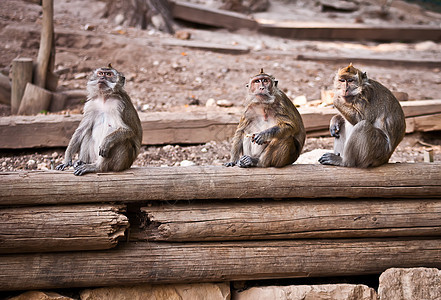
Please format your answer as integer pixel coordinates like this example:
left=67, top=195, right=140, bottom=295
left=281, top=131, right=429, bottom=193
left=1, top=99, right=441, bottom=149
left=0, top=204, right=129, bottom=254
left=0, top=238, right=440, bottom=291
left=17, top=83, right=52, bottom=115
left=139, top=199, right=441, bottom=241
left=0, top=73, right=11, bottom=106
left=11, top=58, right=33, bottom=114
left=0, top=163, right=440, bottom=206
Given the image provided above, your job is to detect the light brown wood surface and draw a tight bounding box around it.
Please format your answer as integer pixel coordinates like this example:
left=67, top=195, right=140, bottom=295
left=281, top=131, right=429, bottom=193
left=1, top=163, right=440, bottom=206
left=0, top=238, right=440, bottom=291
left=17, top=83, right=52, bottom=115
left=11, top=58, right=33, bottom=114
left=0, top=204, right=128, bottom=253
left=140, top=199, right=441, bottom=241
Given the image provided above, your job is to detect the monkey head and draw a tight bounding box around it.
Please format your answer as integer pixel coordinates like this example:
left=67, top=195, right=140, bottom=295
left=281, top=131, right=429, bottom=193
left=87, top=64, right=126, bottom=97
left=334, top=63, right=368, bottom=99
left=246, top=69, right=277, bottom=104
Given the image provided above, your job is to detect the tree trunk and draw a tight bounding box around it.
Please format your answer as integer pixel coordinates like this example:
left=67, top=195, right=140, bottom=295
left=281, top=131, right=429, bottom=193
left=0, top=204, right=129, bottom=253
left=17, top=83, right=52, bottom=115
left=103, top=0, right=174, bottom=33
left=0, top=239, right=440, bottom=291
left=0, top=163, right=440, bottom=206
left=139, top=199, right=441, bottom=241
left=34, top=0, right=56, bottom=91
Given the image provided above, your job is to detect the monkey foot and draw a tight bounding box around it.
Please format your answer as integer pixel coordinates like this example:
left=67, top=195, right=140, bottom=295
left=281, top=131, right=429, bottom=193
left=318, top=153, right=343, bottom=166
left=238, top=155, right=257, bottom=168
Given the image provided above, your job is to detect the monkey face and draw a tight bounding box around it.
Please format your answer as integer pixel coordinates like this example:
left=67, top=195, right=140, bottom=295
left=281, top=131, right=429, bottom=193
left=87, top=67, right=125, bottom=95
left=334, top=65, right=364, bottom=100
left=248, top=75, right=276, bottom=103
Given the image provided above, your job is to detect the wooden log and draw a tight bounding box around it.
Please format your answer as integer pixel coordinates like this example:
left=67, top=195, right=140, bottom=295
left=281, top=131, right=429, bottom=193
left=297, top=53, right=441, bottom=68
left=11, top=58, right=33, bottom=114
left=34, top=0, right=55, bottom=90
left=49, top=92, right=67, bottom=112
left=139, top=199, right=441, bottom=241
left=171, top=1, right=258, bottom=30
left=258, top=23, right=441, bottom=42
left=0, top=73, right=11, bottom=106
left=0, top=238, right=440, bottom=291
left=0, top=163, right=440, bottom=206
left=406, top=113, right=441, bottom=133
left=1, top=100, right=441, bottom=149
left=17, top=83, right=52, bottom=115
left=0, top=204, right=128, bottom=254
left=161, top=38, right=250, bottom=54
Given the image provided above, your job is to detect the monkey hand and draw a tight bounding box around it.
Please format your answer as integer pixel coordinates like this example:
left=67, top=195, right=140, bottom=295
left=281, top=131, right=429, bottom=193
left=330, top=123, right=340, bottom=138
left=55, top=160, right=73, bottom=171
left=252, top=132, right=269, bottom=145
left=99, top=144, right=111, bottom=157
left=224, top=161, right=236, bottom=167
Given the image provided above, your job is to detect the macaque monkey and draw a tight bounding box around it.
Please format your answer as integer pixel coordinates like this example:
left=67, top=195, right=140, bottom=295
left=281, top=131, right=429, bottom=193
left=319, top=63, right=405, bottom=168
left=225, top=69, right=305, bottom=168
left=56, top=64, right=142, bottom=175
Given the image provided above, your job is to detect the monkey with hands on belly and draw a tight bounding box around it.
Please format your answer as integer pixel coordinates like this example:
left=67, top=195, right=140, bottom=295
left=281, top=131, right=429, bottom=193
left=319, top=63, right=405, bottom=168
left=56, top=64, right=142, bottom=176
left=225, top=69, right=305, bottom=168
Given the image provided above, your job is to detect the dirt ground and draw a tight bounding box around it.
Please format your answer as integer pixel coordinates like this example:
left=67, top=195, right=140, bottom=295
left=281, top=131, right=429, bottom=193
left=0, top=0, right=440, bottom=171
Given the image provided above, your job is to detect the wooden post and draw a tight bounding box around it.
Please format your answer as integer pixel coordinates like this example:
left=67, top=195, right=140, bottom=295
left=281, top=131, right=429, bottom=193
left=34, top=0, right=55, bottom=90
left=17, top=83, right=52, bottom=115
left=11, top=58, right=33, bottom=114
left=0, top=73, right=11, bottom=106
left=49, top=92, right=67, bottom=112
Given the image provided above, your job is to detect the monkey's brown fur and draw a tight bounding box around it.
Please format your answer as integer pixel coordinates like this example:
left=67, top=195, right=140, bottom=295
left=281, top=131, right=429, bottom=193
left=319, top=64, right=405, bottom=168
left=225, top=70, right=305, bottom=168
left=56, top=65, right=142, bottom=175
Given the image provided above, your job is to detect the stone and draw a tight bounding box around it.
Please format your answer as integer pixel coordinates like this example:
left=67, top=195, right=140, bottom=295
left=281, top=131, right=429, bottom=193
left=216, top=99, right=234, bottom=107
left=80, top=282, right=230, bottom=300
left=293, top=95, right=307, bottom=107
left=10, top=291, right=73, bottom=300
left=234, top=284, right=377, bottom=300
left=294, top=149, right=330, bottom=164
left=180, top=160, right=196, bottom=167
left=378, top=267, right=441, bottom=300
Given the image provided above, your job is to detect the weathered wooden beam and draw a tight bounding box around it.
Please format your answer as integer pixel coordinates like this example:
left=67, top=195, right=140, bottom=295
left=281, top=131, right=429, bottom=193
left=406, top=113, right=441, bottom=133
left=1, top=100, right=441, bottom=149
left=171, top=1, right=258, bottom=30
left=161, top=38, right=250, bottom=54
left=1, top=238, right=440, bottom=291
left=259, top=23, right=441, bottom=42
left=139, top=199, right=441, bottom=241
left=0, top=204, right=128, bottom=254
left=0, top=163, right=440, bottom=206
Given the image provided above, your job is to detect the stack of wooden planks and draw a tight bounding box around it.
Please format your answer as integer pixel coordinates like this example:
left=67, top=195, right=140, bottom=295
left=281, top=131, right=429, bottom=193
left=0, top=163, right=440, bottom=291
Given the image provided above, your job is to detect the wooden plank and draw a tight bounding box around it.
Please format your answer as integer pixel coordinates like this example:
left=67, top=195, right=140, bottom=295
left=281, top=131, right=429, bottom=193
left=0, top=204, right=128, bottom=254
left=139, top=199, right=441, bottom=241
left=161, top=38, right=250, bottom=54
left=1, top=100, right=441, bottom=149
left=258, top=23, right=441, bottom=42
left=0, top=238, right=440, bottom=291
left=297, top=53, right=441, bottom=68
left=171, top=1, right=258, bottom=30
left=406, top=113, right=441, bottom=133
left=0, top=163, right=440, bottom=206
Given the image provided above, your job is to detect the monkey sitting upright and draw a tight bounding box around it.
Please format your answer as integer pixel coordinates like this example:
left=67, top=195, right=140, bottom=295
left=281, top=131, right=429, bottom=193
left=319, top=63, right=405, bottom=168
left=225, top=69, right=305, bottom=168
left=56, top=65, right=142, bottom=176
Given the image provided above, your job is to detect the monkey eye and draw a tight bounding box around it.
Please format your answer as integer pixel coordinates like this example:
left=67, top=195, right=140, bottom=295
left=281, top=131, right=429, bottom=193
left=97, top=71, right=104, bottom=76
left=339, top=79, right=345, bottom=82
left=347, top=78, right=354, bottom=82
left=106, top=72, right=113, bottom=77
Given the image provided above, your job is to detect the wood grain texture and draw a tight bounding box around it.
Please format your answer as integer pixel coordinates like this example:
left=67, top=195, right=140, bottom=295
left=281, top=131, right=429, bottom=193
left=1, top=100, right=440, bottom=149
left=11, top=58, right=33, bottom=114
left=0, top=238, right=440, bottom=291
left=0, top=163, right=440, bottom=206
left=0, top=204, right=129, bottom=253
left=140, top=199, right=441, bottom=241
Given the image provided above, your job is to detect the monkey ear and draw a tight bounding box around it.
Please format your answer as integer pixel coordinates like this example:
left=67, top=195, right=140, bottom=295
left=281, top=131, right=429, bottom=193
left=274, top=80, right=278, bottom=87
left=245, top=83, right=249, bottom=88
left=108, top=63, right=113, bottom=69
left=120, top=75, right=126, bottom=86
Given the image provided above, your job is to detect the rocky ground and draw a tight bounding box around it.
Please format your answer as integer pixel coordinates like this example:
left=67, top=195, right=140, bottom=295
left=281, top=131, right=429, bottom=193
left=0, top=0, right=440, bottom=170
